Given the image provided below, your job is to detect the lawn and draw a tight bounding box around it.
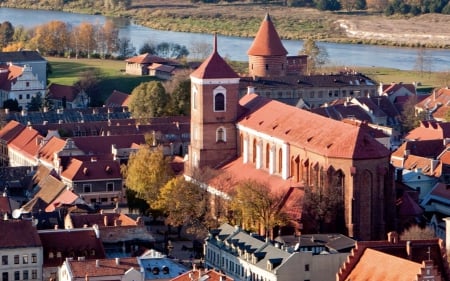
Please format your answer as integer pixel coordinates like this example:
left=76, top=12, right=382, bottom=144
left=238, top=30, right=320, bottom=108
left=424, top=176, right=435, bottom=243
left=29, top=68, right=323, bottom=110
left=46, top=57, right=159, bottom=102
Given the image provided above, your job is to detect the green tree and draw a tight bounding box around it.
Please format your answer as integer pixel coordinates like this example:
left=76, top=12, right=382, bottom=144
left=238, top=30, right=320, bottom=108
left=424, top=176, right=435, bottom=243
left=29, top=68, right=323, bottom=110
left=129, top=81, right=169, bottom=119
left=299, top=38, right=329, bottom=74
left=315, top=0, right=341, bottom=10
left=3, top=99, right=20, bottom=112
left=0, top=21, right=14, bottom=49
left=139, top=41, right=156, bottom=55
left=121, top=147, right=174, bottom=207
left=153, top=176, right=213, bottom=236
left=230, top=180, right=289, bottom=238
left=73, top=68, right=102, bottom=106
left=166, top=79, right=191, bottom=116
left=27, top=93, right=43, bottom=112
left=117, top=36, right=136, bottom=58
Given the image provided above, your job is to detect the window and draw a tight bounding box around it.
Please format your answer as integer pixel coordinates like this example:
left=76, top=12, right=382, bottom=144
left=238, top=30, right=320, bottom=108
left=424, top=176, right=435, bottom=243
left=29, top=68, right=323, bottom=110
left=23, top=255, right=28, bottom=264
left=214, top=93, right=225, bottom=111
left=31, top=253, right=37, bottom=263
left=26, top=94, right=30, bottom=99
left=216, top=127, right=226, bottom=142
left=14, top=255, right=19, bottom=264
left=23, top=270, right=28, bottom=280
left=26, top=82, right=30, bottom=87
left=14, top=271, right=19, bottom=281
left=309, top=91, right=315, bottom=98
left=83, top=184, right=92, bottom=193
left=305, top=264, right=310, bottom=271
left=90, top=198, right=97, bottom=203
left=192, top=86, right=198, bottom=110
left=31, top=270, right=37, bottom=280
left=19, top=94, right=23, bottom=100
left=2, top=255, right=7, bottom=265
left=2, top=272, right=8, bottom=281
left=265, top=64, right=269, bottom=70
left=106, top=182, right=114, bottom=192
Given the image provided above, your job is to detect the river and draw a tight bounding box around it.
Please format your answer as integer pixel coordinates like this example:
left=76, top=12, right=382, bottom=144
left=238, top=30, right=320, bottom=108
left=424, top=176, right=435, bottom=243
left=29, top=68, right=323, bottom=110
left=1, top=7, right=450, bottom=71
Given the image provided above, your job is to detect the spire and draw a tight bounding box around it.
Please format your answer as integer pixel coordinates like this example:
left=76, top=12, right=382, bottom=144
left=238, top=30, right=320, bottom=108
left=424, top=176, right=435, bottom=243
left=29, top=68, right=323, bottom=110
left=247, top=13, right=287, bottom=56
left=213, top=32, right=218, bottom=54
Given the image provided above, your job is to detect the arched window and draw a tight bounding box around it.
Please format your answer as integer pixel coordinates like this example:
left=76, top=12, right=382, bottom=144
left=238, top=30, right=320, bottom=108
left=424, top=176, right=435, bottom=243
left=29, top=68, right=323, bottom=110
left=216, top=127, right=226, bottom=142
left=265, top=144, right=270, bottom=169
left=214, top=93, right=225, bottom=111
left=253, top=139, right=257, bottom=163
left=192, top=86, right=198, bottom=110
left=278, top=148, right=283, bottom=173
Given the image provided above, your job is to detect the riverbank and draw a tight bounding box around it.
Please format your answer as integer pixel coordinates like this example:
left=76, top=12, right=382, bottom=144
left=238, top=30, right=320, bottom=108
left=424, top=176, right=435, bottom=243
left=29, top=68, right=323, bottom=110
left=2, top=0, right=450, bottom=49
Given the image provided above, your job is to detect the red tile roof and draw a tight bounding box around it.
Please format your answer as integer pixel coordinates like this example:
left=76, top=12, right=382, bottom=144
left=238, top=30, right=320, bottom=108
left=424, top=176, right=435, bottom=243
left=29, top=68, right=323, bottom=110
left=405, top=121, right=450, bottom=141
left=69, top=213, right=137, bottom=228
left=0, top=196, right=12, bottom=216
left=104, top=90, right=130, bottom=107
left=45, top=189, right=79, bottom=212
left=344, top=248, right=422, bottom=281
left=8, top=126, right=42, bottom=162
left=149, top=63, right=176, bottom=73
left=48, top=83, right=80, bottom=102
left=247, top=13, right=287, bottom=56
left=71, top=134, right=146, bottom=155
left=239, top=94, right=390, bottom=159
left=0, top=120, right=26, bottom=143
left=38, top=228, right=106, bottom=267
left=382, top=83, right=416, bottom=96
left=0, top=219, right=42, bottom=248
left=37, top=136, right=66, bottom=166
left=172, top=269, right=233, bottom=281
left=68, top=257, right=139, bottom=278
left=0, top=64, right=23, bottom=91
left=125, top=53, right=170, bottom=64
left=60, top=158, right=122, bottom=181
left=190, top=35, right=239, bottom=79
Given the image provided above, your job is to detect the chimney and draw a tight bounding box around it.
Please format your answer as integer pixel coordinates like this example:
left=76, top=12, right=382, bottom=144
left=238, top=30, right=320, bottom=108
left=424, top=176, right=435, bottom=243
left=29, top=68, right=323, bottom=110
left=219, top=275, right=226, bottom=281
left=3, top=213, right=8, bottom=221
left=95, top=259, right=99, bottom=267
left=54, top=224, right=58, bottom=230
left=103, top=215, right=108, bottom=226
left=406, top=241, right=412, bottom=260
left=115, top=257, right=120, bottom=265
left=247, top=86, right=255, bottom=95
left=387, top=231, right=399, bottom=243
left=93, top=224, right=100, bottom=239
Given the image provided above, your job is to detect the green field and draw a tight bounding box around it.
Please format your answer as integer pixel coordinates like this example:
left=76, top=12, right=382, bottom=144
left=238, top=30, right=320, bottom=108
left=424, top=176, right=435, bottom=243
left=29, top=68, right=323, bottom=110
left=46, top=57, right=159, bottom=102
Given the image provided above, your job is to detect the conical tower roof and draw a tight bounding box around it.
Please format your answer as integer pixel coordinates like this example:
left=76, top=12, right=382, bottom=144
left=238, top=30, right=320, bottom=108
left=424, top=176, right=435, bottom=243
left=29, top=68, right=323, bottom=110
left=247, top=13, right=288, bottom=56
left=190, top=34, right=239, bottom=79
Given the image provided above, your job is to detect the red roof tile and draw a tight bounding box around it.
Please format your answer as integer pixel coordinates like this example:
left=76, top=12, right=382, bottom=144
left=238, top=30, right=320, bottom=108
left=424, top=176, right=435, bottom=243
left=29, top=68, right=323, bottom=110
left=60, top=158, right=122, bottom=181
left=104, top=90, right=130, bottom=107
left=172, top=269, right=233, bottom=281
left=69, top=213, right=136, bottom=228
left=0, top=120, right=25, bottom=143
left=0, top=219, right=42, bottom=248
left=45, top=189, right=79, bottom=212
left=48, top=83, right=80, bottom=102
left=37, top=136, right=66, bottom=166
left=239, top=94, right=390, bottom=159
left=247, top=13, right=287, bottom=56
left=68, top=257, right=139, bottom=278
left=71, top=134, right=146, bottom=155
left=405, top=121, right=450, bottom=141
left=190, top=35, right=239, bottom=79
left=125, top=53, right=170, bottom=64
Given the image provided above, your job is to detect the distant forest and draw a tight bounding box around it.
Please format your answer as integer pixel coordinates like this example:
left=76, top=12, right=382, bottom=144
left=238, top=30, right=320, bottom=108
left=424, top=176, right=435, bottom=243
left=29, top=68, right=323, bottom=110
left=2, top=0, right=450, bottom=16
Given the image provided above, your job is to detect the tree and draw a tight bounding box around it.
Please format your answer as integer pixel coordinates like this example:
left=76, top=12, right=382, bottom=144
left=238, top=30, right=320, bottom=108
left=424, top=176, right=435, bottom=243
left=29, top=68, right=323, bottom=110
left=139, top=41, right=156, bottom=55
left=400, top=95, right=427, bottom=134
left=155, top=42, right=189, bottom=59
left=189, top=41, right=212, bottom=60
left=29, top=21, right=69, bottom=55
left=121, top=147, right=174, bottom=207
left=302, top=183, right=344, bottom=233
left=315, top=0, right=341, bottom=10
left=73, top=68, right=103, bottom=106
left=0, top=21, right=14, bottom=49
left=98, top=20, right=119, bottom=58
left=230, top=180, right=289, bottom=238
left=129, top=81, right=169, bottom=119
left=414, top=47, right=433, bottom=77
left=153, top=176, right=213, bottom=236
left=401, top=225, right=435, bottom=240
left=27, top=93, right=43, bottom=112
left=74, top=22, right=96, bottom=58
left=165, top=74, right=191, bottom=116
left=3, top=99, right=20, bottom=112
left=117, top=37, right=136, bottom=58
left=299, top=38, right=329, bottom=74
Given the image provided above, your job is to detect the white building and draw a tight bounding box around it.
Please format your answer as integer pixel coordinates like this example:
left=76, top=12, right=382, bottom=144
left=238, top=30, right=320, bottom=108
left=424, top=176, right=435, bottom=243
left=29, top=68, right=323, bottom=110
left=0, top=219, right=44, bottom=281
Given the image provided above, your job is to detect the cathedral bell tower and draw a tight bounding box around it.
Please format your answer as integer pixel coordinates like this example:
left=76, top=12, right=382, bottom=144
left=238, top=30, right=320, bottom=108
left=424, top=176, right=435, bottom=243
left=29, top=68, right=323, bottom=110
left=188, top=35, right=240, bottom=171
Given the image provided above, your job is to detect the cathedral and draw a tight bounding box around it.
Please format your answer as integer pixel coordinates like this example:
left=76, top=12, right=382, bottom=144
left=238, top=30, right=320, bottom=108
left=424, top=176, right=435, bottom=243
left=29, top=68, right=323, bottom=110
left=186, top=14, right=395, bottom=241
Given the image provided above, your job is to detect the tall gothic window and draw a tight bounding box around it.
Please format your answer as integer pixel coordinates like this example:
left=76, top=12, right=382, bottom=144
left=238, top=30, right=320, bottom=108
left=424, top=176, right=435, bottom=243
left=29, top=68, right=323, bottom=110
left=214, top=93, right=225, bottom=111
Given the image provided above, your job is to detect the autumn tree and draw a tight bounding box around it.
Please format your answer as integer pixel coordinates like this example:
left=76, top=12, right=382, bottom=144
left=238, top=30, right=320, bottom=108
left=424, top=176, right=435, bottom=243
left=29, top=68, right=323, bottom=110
left=401, top=225, right=435, bottom=240
left=129, top=81, right=169, bottom=120
left=153, top=176, right=214, bottom=236
left=299, top=38, right=329, bottom=74
left=230, top=180, right=289, bottom=238
left=73, top=22, right=96, bottom=58
left=121, top=147, right=174, bottom=208
left=29, top=21, right=69, bottom=55
left=99, top=20, right=119, bottom=57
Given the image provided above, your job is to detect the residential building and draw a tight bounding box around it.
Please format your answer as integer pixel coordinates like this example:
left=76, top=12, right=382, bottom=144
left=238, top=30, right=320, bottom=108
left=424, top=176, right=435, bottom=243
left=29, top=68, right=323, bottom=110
left=47, top=83, right=89, bottom=109
left=337, top=231, right=450, bottom=281
left=38, top=226, right=106, bottom=281
left=7, top=125, right=42, bottom=167
left=0, top=51, right=47, bottom=86
left=171, top=268, right=233, bottom=281
left=0, top=219, right=44, bottom=281
left=186, top=32, right=395, bottom=240
left=416, top=88, right=450, bottom=121
left=379, top=82, right=417, bottom=103
left=0, top=63, right=46, bottom=109
left=0, top=121, right=25, bottom=167
left=204, top=223, right=352, bottom=281
left=125, top=53, right=180, bottom=76
left=104, top=90, right=130, bottom=108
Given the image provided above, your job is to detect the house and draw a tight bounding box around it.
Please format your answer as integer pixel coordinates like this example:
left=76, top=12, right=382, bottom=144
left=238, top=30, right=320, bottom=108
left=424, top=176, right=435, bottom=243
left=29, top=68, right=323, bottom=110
left=416, top=88, right=450, bottom=121
left=204, top=223, right=352, bottom=281
left=149, top=63, right=176, bottom=80
left=58, top=257, right=141, bottom=281
left=379, top=82, right=417, bottom=103
left=125, top=53, right=179, bottom=76
left=337, top=231, right=450, bottom=281
left=0, top=63, right=46, bottom=109
left=139, top=249, right=189, bottom=280
left=7, top=125, right=42, bottom=167
left=0, top=120, right=26, bottom=167
left=0, top=219, right=44, bottom=281
left=0, top=50, right=47, bottom=86
left=38, top=226, right=106, bottom=281
left=47, top=83, right=89, bottom=109
left=185, top=32, right=395, bottom=240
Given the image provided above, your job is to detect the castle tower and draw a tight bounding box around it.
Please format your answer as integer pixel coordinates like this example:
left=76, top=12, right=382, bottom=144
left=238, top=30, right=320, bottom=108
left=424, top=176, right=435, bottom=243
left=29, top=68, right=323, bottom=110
left=247, top=13, right=288, bottom=78
left=188, top=35, right=240, bottom=171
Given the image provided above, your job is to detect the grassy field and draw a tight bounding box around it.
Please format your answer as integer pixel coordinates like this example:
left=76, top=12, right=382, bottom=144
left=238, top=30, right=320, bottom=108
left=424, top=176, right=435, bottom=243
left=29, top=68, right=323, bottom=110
left=46, top=57, right=158, bottom=102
